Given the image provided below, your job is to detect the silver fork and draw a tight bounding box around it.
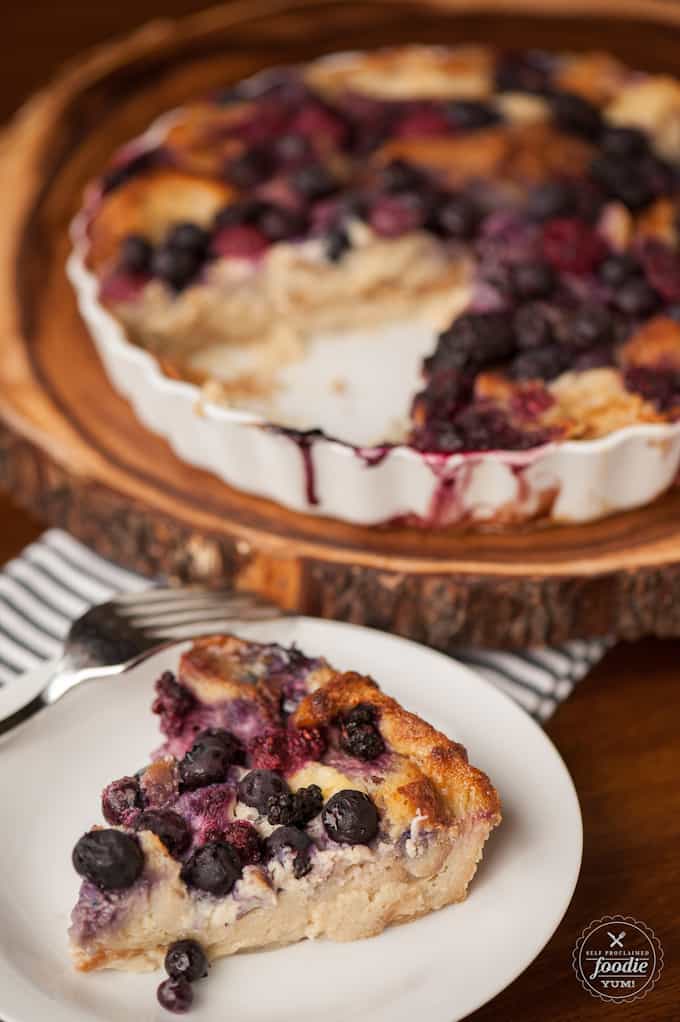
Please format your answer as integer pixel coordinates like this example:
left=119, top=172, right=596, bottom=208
left=0, top=587, right=283, bottom=737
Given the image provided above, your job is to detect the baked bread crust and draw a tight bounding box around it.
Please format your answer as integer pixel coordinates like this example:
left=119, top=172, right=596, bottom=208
left=69, top=634, right=500, bottom=973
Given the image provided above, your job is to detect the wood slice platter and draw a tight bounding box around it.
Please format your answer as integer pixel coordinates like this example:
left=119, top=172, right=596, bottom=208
left=3, top=0, right=680, bottom=649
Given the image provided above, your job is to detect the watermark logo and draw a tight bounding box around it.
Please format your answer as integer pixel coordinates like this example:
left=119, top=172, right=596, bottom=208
left=573, top=915, right=664, bottom=1004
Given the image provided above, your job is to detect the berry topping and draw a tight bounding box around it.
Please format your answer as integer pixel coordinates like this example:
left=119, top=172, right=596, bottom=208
left=292, top=784, right=324, bottom=825
left=290, top=163, right=339, bottom=201
left=340, top=704, right=385, bottom=761
left=153, top=672, right=196, bottom=738
left=151, top=246, right=203, bottom=291
left=179, top=731, right=239, bottom=790
left=221, top=820, right=263, bottom=865
left=550, top=91, right=603, bottom=140
left=526, top=181, right=576, bottom=221
left=513, top=303, right=554, bottom=350
left=396, top=106, right=451, bottom=138
left=135, top=809, right=191, bottom=858
left=157, top=976, right=193, bottom=1014
left=72, top=830, right=144, bottom=890
left=165, top=222, right=209, bottom=254
left=425, top=312, right=516, bottom=375
left=495, top=51, right=551, bottom=94
left=180, top=840, right=242, bottom=895
left=541, top=218, right=607, bottom=273
left=165, top=939, right=209, bottom=983
left=266, top=791, right=298, bottom=826
left=368, top=193, right=428, bottom=238
left=265, top=826, right=314, bottom=878
left=599, top=252, right=639, bottom=287
left=639, top=241, right=680, bottom=302
left=510, top=344, right=570, bottom=381
left=446, top=99, right=500, bottom=131
left=322, top=790, right=379, bottom=845
left=325, top=226, right=351, bottom=262
left=590, top=153, right=672, bottom=211
left=237, top=769, right=289, bottom=813
left=600, top=125, right=649, bottom=159
left=119, top=234, right=153, bottom=274
left=624, top=366, right=680, bottom=409
left=563, top=303, right=613, bottom=349
left=429, top=194, right=480, bottom=240
left=226, top=146, right=274, bottom=188
left=510, top=261, right=556, bottom=300
left=257, top=203, right=307, bottom=242
left=101, top=776, right=142, bottom=826
left=211, top=224, right=269, bottom=260
left=379, top=159, right=429, bottom=194
left=612, top=278, right=660, bottom=317
left=247, top=726, right=326, bottom=773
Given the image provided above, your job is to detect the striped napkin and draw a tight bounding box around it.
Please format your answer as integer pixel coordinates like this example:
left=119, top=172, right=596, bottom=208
left=0, top=529, right=611, bottom=722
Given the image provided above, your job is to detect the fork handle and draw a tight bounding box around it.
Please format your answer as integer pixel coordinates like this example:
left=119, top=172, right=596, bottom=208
left=0, top=692, right=49, bottom=737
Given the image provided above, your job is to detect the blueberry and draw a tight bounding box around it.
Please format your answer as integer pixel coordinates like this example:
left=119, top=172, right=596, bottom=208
left=446, top=99, right=500, bottom=131
left=101, top=776, right=142, bottom=825
left=237, top=769, right=289, bottom=813
left=180, top=841, right=242, bottom=895
left=510, top=261, right=556, bottom=300
left=526, top=181, right=575, bottom=221
left=72, top=829, right=144, bottom=890
left=257, top=203, right=307, bottom=242
left=513, top=303, right=553, bottom=349
left=613, top=278, right=660, bottom=317
left=426, top=313, right=516, bottom=374
left=290, top=163, right=338, bottom=201
left=119, top=234, right=153, bottom=274
left=179, top=731, right=239, bottom=790
left=551, top=91, right=603, bottom=140
left=429, top=194, right=480, bottom=240
left=599, top=252, right=639, bottom=287
left=326, top=226, right=351, bottom=262
left=225, top=146, right=274, bottom=188
left=590, top=153, right=671, bottom=211
left=495, top=51, right=551, bottom=94
left=274, top=132, right=311, bottom=165
left=135, top=810, right=191, bottom=858
left=151, top=246, right=202, bottom=291
left=600, top=126, right=649, bottom=159
left=213, top=199, right=267, bottom=230
left=165, top=939, right=209, bottom=982
left=157, top=976, right=193, bottom=1014
left=510, top=345, right=570, bottom=381
left=379, top=159, right=428, bottom=194
left=564, top=303, right=612, bottom=349
left=322, top=790, right=379, bottom=845
left=165, top=222, right=209, bottom=254
left=265, top=826, right=314, bottom=878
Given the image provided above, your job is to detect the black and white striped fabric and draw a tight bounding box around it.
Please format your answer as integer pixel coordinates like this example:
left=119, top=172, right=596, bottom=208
left=0, top=529, right=611, bottom=722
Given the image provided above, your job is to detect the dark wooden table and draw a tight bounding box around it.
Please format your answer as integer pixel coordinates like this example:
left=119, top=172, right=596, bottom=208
left=4, top=3, right=680, bottom=1019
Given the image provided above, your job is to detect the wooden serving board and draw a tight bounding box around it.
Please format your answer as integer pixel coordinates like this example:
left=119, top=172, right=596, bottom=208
left=3, top=0, right=680, bottom=649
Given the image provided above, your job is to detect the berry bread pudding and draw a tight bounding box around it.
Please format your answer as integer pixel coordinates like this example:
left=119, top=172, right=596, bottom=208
left=69, top=635, right=500, bottom=1010
left=69, top=45, right=680, bottom=524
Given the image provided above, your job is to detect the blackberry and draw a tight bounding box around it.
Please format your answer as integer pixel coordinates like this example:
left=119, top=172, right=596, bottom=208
left=266, top=791, right=298, bottom=826
left=293, top=784, right=323, bottom=825
left=513, top=303, right=554, bottom=350
left=551, top=91, right=603, bottom=140
left=510, top=344, right=570, bottom=381
left=510, top=261, right=556, bottom=300
left=426, top=312, right=516, bottom=375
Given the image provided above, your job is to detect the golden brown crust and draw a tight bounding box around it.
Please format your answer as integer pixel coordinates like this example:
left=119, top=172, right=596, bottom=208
left=293, top=669, right=501, bottom=822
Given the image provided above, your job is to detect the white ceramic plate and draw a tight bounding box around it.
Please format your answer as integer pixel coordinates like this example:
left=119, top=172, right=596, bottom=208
left=0, top=618, right=582, bottom=1022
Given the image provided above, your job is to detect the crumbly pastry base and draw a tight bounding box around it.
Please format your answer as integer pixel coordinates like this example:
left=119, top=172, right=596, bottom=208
left=73, top=821, right=493, bottom=972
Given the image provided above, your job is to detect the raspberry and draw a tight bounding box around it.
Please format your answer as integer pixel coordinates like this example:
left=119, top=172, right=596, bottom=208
left=542, top=218, right=607, bottom=274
